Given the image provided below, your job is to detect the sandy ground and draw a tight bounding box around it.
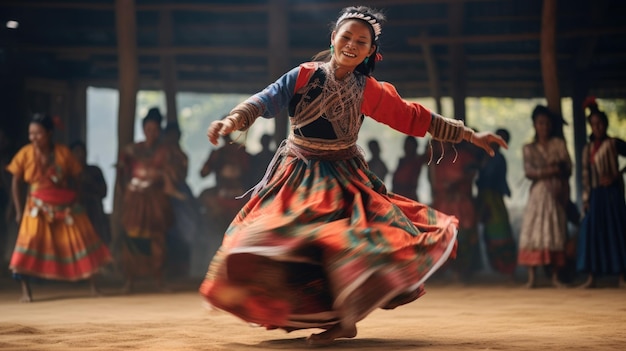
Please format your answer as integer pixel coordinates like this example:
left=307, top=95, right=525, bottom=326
left=1, top=275, right=625, bottom=351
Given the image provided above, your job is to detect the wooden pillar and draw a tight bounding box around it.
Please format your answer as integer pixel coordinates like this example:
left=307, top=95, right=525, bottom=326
left=572, top=75, right=589, bottom=207
left=449, top=2, right=466, bottom=122
left=268, top=0, right=289, bottom=143
left=159, top=9, right=178, bottom=124
left=113, top=0, right=139, bottom=244
left=420, top=32, right=443, bottom=114
left=68, top=81, right=87, bottom=144
left=570, top=0, right=609, bottom=207
left=540, top=0, right=561, bottom=118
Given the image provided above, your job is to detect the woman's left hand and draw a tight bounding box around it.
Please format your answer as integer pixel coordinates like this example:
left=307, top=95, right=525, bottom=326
left=470, top=131, right=508, bottom=157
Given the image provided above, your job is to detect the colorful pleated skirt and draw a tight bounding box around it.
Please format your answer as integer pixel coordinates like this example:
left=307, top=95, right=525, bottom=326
left=199, top=154, right=458, bottom=331
left=10, top=202, right=111, bottom=281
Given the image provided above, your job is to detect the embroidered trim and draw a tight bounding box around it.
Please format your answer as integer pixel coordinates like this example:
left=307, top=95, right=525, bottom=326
left=337, top=12, right=382, bottom=40
left=229, top=102, right=260, bottom=131
left=428, top=114, right=465, bottom=143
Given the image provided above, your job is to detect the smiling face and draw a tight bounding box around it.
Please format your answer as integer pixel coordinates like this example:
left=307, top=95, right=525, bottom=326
left=331, top=19, right=376, bottom=75
left=28, top=122, right=52, bottom=150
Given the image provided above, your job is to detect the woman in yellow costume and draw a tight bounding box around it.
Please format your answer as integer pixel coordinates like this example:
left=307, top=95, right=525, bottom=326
left=7, top=113, right=111, bottom=302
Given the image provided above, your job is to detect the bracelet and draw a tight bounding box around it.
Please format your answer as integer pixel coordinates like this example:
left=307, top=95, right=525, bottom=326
left=224, top=115, right=243, bottom=130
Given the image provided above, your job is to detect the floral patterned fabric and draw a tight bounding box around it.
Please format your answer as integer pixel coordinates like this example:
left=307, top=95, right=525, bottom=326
left=518, top=137, right=571, bottom=266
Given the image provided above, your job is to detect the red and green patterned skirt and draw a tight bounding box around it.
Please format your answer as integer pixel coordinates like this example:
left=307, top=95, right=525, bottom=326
left=199, top=154, right=458, bottom=331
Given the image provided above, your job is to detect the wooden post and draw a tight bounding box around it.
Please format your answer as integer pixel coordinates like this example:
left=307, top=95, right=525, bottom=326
left=570, top=0, right=610, bottom=207
left=112, top=0, right=139, bottom=247
left=420, top=32, right=443, bottom=114
left=449, top=2, right=466, bottom=122
left=69, top=81, right=87, bottom=144
left=540, top=0, right=561, bottom=117
left=572, top=76, right=589, bottom=208
left=159, top=9, right=178, bottom=124
left=268, top=0, right=289, bottom=144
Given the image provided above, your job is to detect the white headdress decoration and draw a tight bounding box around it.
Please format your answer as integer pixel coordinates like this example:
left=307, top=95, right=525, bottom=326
left=336, top=12, right=382, bottom=40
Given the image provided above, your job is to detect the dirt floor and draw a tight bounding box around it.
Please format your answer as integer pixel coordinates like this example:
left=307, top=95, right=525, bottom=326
left=1, top=274, right=625, bottom=351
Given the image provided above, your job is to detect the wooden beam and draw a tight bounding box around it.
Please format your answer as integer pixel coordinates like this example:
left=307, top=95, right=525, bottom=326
left=290, top=0, right=503, bottom=12
left=2, top=1, right=267, bottom=12
left=113, top=0, right=139, bottom=257
left=407, top=26, right=626, bottom=45
left=3, top=0, right=504, bottom=12
left=268, top=0, right=289, bottom=142
left=449, top=1, right=466, bottom=122
left=571, top=0, right=611, bottom=207
left=21, top=46, right=269, bottom=57
left=92, top=62, right=267, bottom=73
left=159, top=9, right=178, bottom=124
left=540, top=0, right=561, bottom=117
left=574, top=0, right=611, bottom=69
left=419, top=32, right=442, bottom=114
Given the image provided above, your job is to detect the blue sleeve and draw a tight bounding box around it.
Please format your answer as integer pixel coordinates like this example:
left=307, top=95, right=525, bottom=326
left=244, top=66, right=299, bottom=118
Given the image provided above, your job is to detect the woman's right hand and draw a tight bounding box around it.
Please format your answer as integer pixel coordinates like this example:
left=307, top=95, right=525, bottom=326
left=207, top=114, right=238, bottom=145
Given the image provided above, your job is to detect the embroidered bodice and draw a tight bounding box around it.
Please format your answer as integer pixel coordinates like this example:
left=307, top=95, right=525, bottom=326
left=288, top=63, right=366, bottom=153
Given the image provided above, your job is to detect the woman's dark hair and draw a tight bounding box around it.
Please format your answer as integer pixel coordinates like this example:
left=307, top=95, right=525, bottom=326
left=312, top=6, right=386, bottom=76
left=495, top=128, right=510, bottom=144
left=584, top=98, right=609, bottom=128
left=584, top=97, right=609, bottom=141
left=530, top=105, right=553, bottom=141
left=30, top=113, right=55, bottom=131
left=142, top=107, right=163, bottom=126
left=531, top=105, right=553, bottom=123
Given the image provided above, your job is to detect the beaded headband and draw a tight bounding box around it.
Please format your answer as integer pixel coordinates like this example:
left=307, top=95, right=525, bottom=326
left=336, top=12, right=382, bottom=40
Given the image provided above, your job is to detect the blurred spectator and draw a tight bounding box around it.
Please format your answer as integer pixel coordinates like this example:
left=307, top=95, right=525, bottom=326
left=366, top=139, right=388, bottom=182
left=248, top=133, right=275, bottom=189
left=429, top=141, right=482, bottom=283
left=7, top=114, right=111, bottom=302
left=576, top=98, right=626, bottom=288
left=518, top=105, right=571, bottom=288
left=117, top=107, right=174, bottom=293
left=392, top=136, right=428, bottom=201
left=0, top=128, right=15, bottom=273
left=475, top=128, right=517, bottom=280
left=70, top=140, right=111, bottom=245
left=161, top=121, right=201, bottom=278
left=199, top=134, right=251, bottom=228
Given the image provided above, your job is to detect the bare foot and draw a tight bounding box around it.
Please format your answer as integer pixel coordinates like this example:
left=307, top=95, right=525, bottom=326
left=122, top=280, right=134, bottom=295
left=90, top=277, right=103, bottom=297
left=551, top=274, right=568, bottom=289
left=524, top=267, right=535, bottom=289
left=306, top=323, right=357, bottom=346
left=19, top=280, right=33, bottom=302
left=91, top=286, right=104, bottom=297
left=577, top=275, right=595, bottom=289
